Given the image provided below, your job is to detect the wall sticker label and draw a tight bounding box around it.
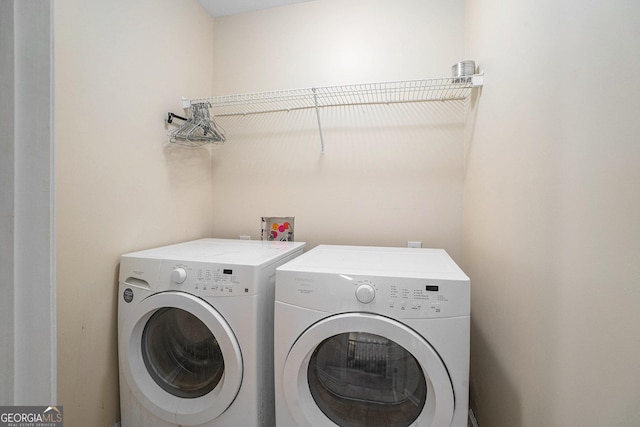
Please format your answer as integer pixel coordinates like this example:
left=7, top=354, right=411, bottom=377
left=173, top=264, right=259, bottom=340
left=0, top=406, right=63, bottom=426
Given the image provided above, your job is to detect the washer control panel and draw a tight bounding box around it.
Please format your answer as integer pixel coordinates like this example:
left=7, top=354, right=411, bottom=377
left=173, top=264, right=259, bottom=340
left=159, top=261, right=255, bottom=296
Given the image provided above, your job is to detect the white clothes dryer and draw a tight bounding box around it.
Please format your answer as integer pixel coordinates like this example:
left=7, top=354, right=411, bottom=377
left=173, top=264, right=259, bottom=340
left=118, top=238, right=305, bottom=427
left=274, top=245, right=470, bottom=427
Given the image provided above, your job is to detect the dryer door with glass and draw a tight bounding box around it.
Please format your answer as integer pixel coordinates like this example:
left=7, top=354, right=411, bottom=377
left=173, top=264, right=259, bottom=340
left=120, top=291, right=242, bottom=426
left=282, top=313, right=454, bottom=427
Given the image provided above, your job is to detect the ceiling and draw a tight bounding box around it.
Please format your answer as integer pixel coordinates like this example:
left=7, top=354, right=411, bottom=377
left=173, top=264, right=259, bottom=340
left=198, top=0, right=316, bottom=17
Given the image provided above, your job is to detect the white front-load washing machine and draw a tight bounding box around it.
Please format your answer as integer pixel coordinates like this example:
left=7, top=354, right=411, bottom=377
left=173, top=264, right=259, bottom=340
left=274, top=245, right=470, bottom=427
left=118, top=238, right=305, bottom=427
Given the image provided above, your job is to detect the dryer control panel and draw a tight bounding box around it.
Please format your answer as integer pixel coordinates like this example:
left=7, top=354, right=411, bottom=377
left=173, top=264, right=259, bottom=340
left=276, top=272, right=470, bottom=318
left=385, top=281, right=454, bottom=316
left=275, top=244, right=470, bottom=318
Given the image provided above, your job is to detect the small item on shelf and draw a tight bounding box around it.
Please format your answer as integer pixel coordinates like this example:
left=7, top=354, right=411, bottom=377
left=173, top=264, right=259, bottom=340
left=451, top=60, right=476, bottom=83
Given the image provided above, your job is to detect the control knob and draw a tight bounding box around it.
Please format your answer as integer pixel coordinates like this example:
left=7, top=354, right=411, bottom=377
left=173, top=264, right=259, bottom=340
left=171, top=267, right=187, bottom=284
left=355, top=284, right=375, bottom=304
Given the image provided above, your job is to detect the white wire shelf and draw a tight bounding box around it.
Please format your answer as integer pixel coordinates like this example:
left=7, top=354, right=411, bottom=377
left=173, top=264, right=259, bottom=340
left=178, top=74, right=483, bottom=152
left=186, top=74, right=483, bottom=117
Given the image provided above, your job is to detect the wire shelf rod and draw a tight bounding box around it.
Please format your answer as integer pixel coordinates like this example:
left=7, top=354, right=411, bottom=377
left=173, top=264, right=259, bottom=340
left=211, top=96, right=468, bottom=118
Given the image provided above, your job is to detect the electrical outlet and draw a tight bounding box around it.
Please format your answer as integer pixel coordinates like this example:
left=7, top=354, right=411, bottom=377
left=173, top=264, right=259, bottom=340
left=407, top=241, right=422, bottom=248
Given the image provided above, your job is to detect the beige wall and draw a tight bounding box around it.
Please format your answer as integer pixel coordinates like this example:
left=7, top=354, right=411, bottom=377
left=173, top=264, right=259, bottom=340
left=463, top=1, right=640, bottom=426
left=54, top=1, right=640, bottom=426
left=55, top=1, right=214, bottom=425
left=209, top=0, right=467, bottom=258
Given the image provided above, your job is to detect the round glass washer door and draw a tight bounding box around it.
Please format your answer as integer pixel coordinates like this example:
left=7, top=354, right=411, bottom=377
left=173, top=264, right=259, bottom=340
left=282, top=313, right=454, bottom=427
left=142, top=307, right=225, bottom=399
left=121, top=291, right=242, bottom=426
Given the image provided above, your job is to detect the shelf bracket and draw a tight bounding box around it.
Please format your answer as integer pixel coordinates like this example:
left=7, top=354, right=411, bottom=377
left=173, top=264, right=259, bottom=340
left=472, top=72, right=484, bottom=87
left=312, top=88, right=325, bottom=154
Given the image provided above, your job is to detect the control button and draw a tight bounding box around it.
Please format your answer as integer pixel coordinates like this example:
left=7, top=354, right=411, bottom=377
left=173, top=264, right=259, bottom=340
left=355, top=284, right=375, bottom=304
left=171, top=267, right=187, bottom=284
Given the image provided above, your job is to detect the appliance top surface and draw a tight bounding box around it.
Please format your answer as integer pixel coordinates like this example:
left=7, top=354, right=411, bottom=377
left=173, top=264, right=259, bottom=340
left=278, top=245, right=468, bottom=280
left=122, top=238, right=305, bottom=266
